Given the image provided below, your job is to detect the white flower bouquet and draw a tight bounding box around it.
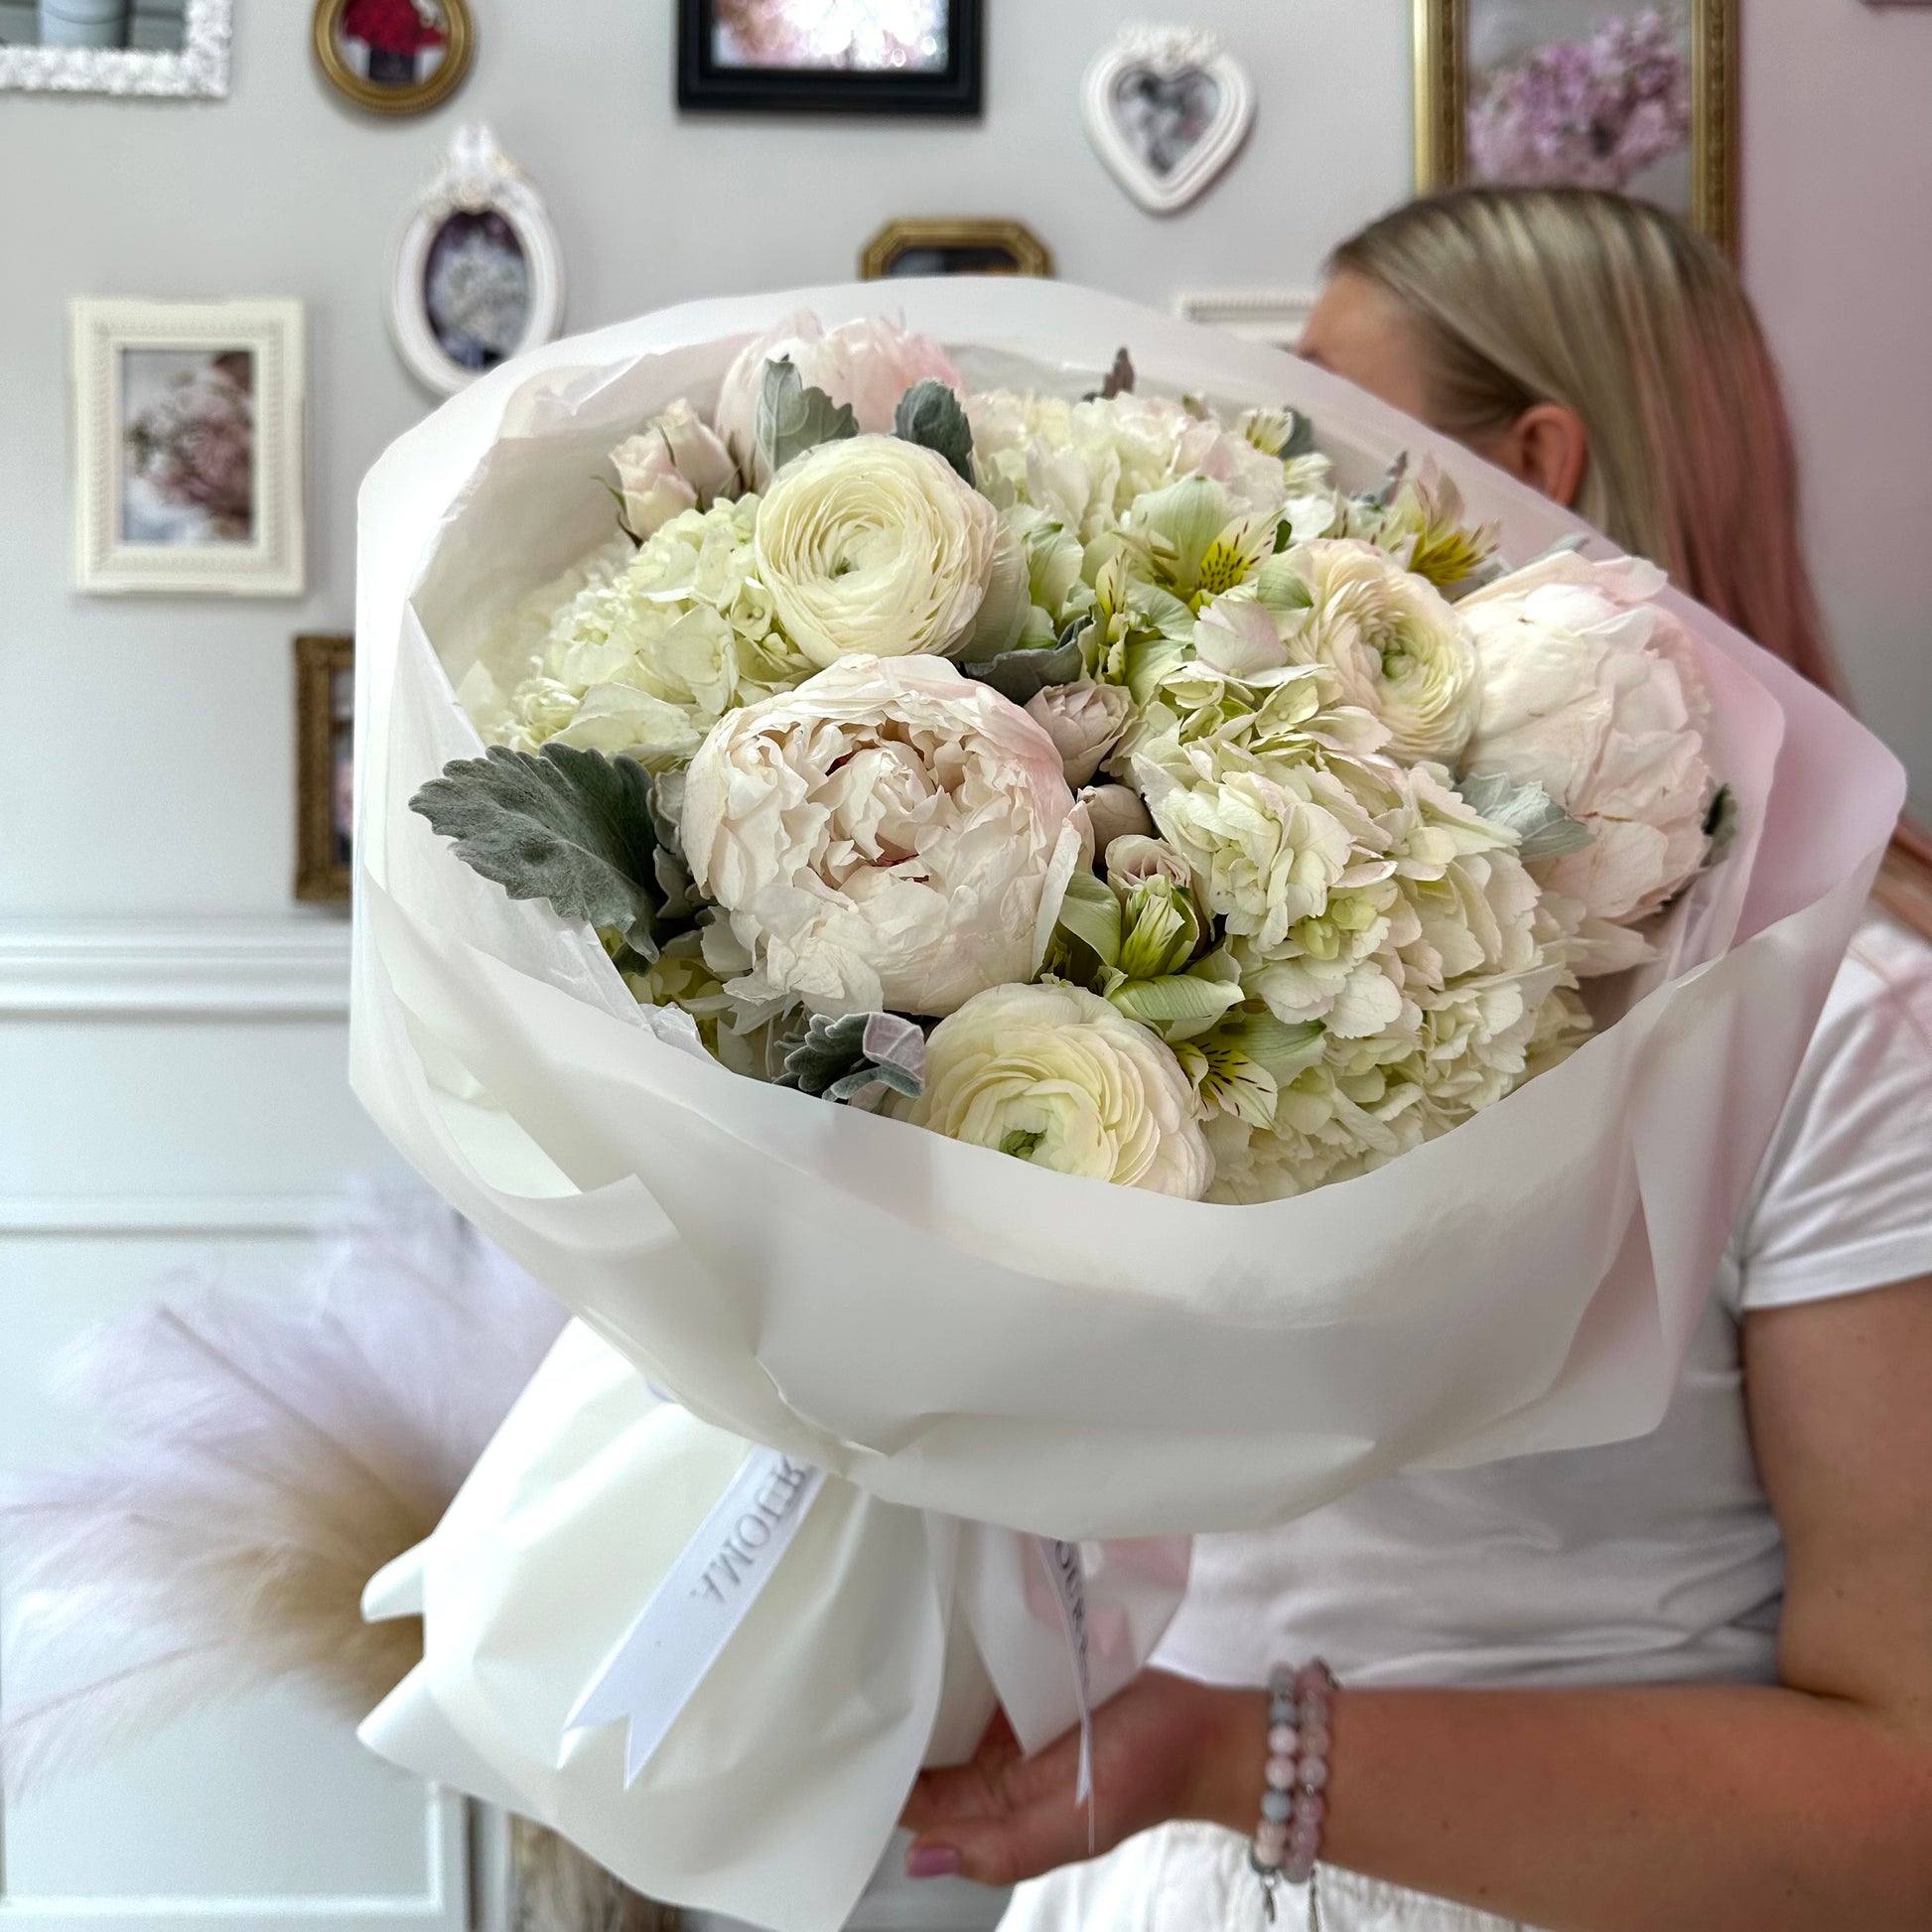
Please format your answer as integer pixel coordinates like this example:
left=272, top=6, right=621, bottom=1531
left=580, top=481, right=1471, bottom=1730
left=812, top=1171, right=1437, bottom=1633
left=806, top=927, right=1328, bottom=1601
left=348, top=282, right=1903, bottom=1929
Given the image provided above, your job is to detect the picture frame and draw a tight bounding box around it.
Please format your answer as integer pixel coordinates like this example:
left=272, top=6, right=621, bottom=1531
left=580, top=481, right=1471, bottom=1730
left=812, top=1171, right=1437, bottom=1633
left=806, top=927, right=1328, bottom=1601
left=312, top=0, right=472, bottom=116
left=389, top=123, right=566, bottom=397
left=677, top=0, right=982, bottom=116
left=294, top=632, right=354, bottom=905
left=1414, top=0, right=1737, bottom=252
left=860, top=217, right=1053, bottom=281
left=0, top=0, right=229, bottom=98
left=70, top=297, right=306, bottom=598
left=1081, top=25, right=1256, bottom=216
left=1173, top=291, right=1315, bottom=350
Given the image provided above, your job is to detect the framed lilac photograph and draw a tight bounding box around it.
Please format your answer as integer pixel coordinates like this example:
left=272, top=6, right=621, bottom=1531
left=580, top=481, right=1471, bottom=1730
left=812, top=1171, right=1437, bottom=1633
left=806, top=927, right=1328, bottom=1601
left=677, top=0, right=982, bottom=115
left=1415, top=0, right=1736, bottom=250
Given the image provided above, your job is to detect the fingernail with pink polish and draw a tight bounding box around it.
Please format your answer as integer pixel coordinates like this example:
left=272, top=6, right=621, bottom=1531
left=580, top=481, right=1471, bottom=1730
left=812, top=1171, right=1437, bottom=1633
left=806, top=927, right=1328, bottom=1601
left=906, top=1844, right=962, bottom=1880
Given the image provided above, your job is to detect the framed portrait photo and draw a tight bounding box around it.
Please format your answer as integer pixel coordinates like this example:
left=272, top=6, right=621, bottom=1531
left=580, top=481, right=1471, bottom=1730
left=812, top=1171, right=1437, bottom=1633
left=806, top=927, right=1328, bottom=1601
left=861, top=217, right=1052, bottom=281
left=678, top=0, right=982, bottom=115
left=390, top=124, right=565, bottom=396
left=312, top=0, right=471, bottom=115
left=70, top=298, right=305, bottom=597
left=294, top=632, right=353, bottom=904
left=0, top=0, right=230, bottom=96
left=1414, top=0, right=1737, bottom=250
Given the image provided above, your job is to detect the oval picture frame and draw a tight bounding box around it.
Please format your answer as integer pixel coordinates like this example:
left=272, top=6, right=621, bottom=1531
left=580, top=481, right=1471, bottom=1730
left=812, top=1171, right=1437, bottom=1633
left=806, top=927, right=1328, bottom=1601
left=389, top=124, right=565, bottom=397
left=313, top=0, right=473, bottom=116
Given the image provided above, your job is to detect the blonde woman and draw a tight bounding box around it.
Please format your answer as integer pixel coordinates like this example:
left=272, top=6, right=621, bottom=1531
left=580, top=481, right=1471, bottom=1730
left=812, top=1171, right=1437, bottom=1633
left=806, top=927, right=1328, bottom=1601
left=901, top=189, right=1932, bottom=1932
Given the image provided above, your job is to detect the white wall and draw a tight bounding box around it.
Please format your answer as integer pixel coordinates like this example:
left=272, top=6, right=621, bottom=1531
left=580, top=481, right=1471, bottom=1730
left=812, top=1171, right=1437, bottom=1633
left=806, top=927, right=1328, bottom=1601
left=1, top=0, right=1928, bottom=1921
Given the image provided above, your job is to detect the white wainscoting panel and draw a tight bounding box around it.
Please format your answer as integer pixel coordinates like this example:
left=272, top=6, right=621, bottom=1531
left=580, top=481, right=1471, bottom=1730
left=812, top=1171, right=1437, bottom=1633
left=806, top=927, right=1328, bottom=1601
left=1, top=919, right=463, bottom=1929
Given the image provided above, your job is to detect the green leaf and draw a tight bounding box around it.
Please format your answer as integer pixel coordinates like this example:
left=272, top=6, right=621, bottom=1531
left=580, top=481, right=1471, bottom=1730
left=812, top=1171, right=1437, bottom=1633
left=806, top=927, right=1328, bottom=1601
left=1107, top=971, right=1245, bottom=1038
left=895, top=378, right=975, bottom=484
left=961, top=635, right=1085, bottom=705
left=757, top=356, right=859, bottom=478
left=1454, top=770, right=1593, bottom=863
left=1055, top=869, right=1124, bottom=969
left=1702, top=783, right=1739, bottom=868
left=1085, top=347, right=1135, bottom=402
left=1282, top=411, right=1316, bottom=461
left=409, top=745, right=673, bottom=960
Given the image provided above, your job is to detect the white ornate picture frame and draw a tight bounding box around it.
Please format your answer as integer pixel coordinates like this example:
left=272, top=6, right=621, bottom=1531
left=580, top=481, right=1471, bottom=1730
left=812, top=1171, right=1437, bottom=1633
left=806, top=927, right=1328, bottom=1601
left=1081, top=25, right=1255, bottom=214
left=390, top=124, right=566, bottom=397
left=0, top=0, right=230, bottom=96
left=70, top=298, right=306, bottom=598
left=1174, top=291, right=1316, bottom=350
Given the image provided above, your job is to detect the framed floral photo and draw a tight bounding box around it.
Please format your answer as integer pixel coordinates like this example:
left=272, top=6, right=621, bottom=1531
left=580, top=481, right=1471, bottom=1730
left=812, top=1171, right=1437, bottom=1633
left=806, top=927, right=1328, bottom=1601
left=294, top=632, right=353, bottom=904
left=860, top=217, right=1052, bottom=280
left=1414, top=0, right=1736, bottom=250
left=678, top=0, right=982, bottom=115
left=70, top=298, right=305, bottom=597
left=312, top=0, right=471, bottom=115
left=389, top=124, right=566, bottom=396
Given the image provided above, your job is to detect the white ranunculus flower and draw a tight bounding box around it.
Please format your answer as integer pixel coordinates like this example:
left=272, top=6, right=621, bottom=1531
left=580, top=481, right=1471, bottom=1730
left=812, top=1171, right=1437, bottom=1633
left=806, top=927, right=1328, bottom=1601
left=1025, top=679, right=1136, bottom=786
left=680, top=654, right=1081, bottom=1019
left=904, top=982, right=1212, bottom=1198
left=1458, top=553, right=1714, bottom=935
left=714, top=311, right=964, bottom=488
left=755, top=436, right=1001, bottom=669
left=1275, top=540, right=1479, bottom=763
left=609, top=401, right=738, bottom=539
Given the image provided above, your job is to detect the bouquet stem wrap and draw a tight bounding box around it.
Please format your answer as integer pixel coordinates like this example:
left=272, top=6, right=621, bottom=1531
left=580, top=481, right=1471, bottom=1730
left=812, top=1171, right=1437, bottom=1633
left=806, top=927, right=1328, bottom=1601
left=348, top=282, right=1905, bottom=1928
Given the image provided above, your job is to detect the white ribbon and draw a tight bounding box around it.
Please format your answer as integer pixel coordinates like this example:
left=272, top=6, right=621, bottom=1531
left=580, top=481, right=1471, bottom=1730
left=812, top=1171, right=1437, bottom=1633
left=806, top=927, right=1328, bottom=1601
left=565, top=1446, right=828, bottom=1784
left=1035, top=1537, right=1095, bottom=1838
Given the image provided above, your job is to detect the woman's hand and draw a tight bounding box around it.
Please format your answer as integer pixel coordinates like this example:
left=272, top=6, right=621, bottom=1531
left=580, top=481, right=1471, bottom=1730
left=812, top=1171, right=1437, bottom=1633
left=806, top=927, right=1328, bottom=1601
left=900, top=1670, right=1263, bottom=1886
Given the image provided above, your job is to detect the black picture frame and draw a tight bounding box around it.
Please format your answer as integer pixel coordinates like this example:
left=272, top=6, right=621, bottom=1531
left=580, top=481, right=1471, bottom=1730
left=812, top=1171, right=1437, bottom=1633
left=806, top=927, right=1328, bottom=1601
left=677, top=0, right=983, bottom=116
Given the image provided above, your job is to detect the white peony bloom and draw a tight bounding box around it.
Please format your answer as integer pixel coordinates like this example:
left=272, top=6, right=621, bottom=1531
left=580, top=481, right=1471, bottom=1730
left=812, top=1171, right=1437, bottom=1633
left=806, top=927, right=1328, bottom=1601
left=1025, top=679, right=1136, bottom=786
left=904, top=981, right=1212, bottom=1198
left=609, top=401, right=739, bottom=539
left=1275, top=540, right=1479, bottom=763
left=755, top=435, right=1001, bottom=669
left=680, top=654, right=1081, bottom=1019
left=1458, top=553, right=1714, bottom=935
left=714, top=311, right=964, bottom=488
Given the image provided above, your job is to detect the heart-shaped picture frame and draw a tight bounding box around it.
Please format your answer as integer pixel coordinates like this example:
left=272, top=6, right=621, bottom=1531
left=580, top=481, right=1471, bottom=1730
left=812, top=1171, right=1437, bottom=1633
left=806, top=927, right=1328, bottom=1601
left=1082, top=25, right=1256, bottom=215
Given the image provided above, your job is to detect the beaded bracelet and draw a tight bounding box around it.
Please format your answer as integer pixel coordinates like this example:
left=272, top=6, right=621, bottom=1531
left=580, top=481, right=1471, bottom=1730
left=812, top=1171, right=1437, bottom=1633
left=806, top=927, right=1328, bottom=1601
left=1249, top=1659, right=1337, bottom=1925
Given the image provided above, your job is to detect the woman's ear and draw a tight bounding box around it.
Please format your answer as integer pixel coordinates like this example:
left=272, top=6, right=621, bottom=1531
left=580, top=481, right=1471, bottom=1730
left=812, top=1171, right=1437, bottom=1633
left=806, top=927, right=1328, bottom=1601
left=1482, top=402, right=1590, bottom=508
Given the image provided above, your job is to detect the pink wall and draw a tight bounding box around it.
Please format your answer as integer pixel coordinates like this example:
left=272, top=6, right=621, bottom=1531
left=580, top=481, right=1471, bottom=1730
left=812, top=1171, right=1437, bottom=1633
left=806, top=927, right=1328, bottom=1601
left=1743, top=0, right=1932, bottom=813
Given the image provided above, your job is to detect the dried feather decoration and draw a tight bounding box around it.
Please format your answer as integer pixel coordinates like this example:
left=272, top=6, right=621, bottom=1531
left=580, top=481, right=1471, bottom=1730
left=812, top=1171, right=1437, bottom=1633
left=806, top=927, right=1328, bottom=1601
left=0, top=1187, right=568, bottom=1801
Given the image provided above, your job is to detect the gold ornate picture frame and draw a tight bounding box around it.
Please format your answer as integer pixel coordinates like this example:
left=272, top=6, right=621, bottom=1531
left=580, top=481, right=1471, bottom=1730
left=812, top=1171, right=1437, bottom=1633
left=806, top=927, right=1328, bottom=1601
left=860, top=217, right=1053, bottom=281
left=294, top=632, right=354, bottom=905
left=312, top=0, right=472, bottom=116
left=1414, top=0, right=1736, bottom=253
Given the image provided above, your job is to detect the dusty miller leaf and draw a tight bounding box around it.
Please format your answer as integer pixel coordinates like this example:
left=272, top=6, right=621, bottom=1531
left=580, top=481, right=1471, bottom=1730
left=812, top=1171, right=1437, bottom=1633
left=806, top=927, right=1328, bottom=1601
left=1455, top=770, right=1594, bottom=864
left=961, top=635, right=1085, bottom=705
left=410, top=744, right=672, bottom=961
left=1282, top=410, right=1316, bottom=461
left=895, top=379, right=975, bottom=483
left=757, top=357, right=859, bottom=478
left=776, top=1011, right=926, bottom=1106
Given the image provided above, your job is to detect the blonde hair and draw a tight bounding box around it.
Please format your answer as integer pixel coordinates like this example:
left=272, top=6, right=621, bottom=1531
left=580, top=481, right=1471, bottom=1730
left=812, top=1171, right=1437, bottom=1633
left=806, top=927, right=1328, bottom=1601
left=1330, top=187, right=1842, bottom=698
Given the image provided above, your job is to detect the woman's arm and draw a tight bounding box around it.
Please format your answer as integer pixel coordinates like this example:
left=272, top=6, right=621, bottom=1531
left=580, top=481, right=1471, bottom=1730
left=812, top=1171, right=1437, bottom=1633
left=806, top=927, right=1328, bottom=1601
left=902, top=1278, right=1932, bottom=1931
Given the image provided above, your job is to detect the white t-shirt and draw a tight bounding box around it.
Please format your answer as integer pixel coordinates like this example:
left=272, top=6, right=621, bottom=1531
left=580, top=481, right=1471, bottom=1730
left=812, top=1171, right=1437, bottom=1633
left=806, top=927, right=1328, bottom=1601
left=1153, top=914, right=1932, bottom=1694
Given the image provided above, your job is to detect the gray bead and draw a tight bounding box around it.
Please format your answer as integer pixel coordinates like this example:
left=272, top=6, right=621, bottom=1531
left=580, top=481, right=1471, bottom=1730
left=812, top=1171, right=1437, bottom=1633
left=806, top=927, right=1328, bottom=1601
left=1261, top=1789, right=1294, bottom=1824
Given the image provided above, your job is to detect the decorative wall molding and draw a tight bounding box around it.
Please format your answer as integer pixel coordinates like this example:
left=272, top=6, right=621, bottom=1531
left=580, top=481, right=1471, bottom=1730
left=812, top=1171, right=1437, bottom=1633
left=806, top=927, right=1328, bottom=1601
left=0, top=918, right=350, bottom=1019
left=0, top=1193, right=338, bottom=1236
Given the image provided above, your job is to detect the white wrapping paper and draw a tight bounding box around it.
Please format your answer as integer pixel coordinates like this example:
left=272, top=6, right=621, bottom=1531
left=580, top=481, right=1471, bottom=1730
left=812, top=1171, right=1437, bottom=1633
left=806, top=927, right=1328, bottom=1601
left=348, top=281, right=1904, bottom=1926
